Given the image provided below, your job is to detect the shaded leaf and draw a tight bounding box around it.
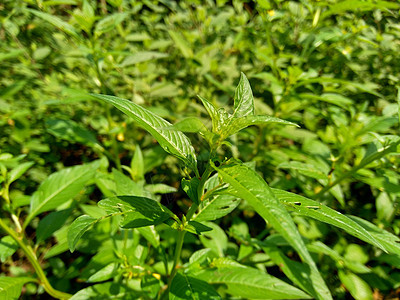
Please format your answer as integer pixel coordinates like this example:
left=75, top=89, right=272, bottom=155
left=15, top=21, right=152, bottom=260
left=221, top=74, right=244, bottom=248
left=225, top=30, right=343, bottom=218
left=0, top=236, right=19, bottom=262
left=182, top=177, right=200, bottom=205
left=36, top=209, right=72, bottom=243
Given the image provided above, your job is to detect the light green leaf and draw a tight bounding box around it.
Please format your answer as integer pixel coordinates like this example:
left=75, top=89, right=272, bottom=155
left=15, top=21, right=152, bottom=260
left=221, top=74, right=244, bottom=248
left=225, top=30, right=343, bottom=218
left=233, top=73, right=254, bottom=118
left=137, top=226, right=160, bottom=248
left=278, top=161, right=328, bottom=180
left=98, top=196, right=176, bottom=228
left=95, top=13, right=128, bottom=36
left=194, top=175, right=240, bottom=222
left=272, top=188, right=385, bottom=251
left=197, top=95, right=221, bottom=133
left=194, top=258, right=312, bottom=299
left=91, top=94, right=197, bottom=172
left=88, top=262, right=120, bottom=283
left=36, top=209, right=72, bottom=243
left=119, top=51, right=168, bottom=67
left=24, top=160, right=100, bottom=227
left=0, top=236, right=19, bottom=262
left=347, top=215, right=400, bottom=255
left=26, top=9, right=80, bottom=40
left=112, top=168, right=143, bottom=196
left=199, top=222, right=228, bottom=257
left=7, top=161, right=34, bottom=184
left=169, top=272, right=221, bottom=300
left=0, top=277, right=36, bottom=300
left=68, top=215, right=97, bottom=252
left=168, top=31, right=193, bottom=58
left=166, top=117, right=208, bottom=133
left=213, top=161, right=331, bottom=299
left=338, top=270, right=373, bottom=300
left=131, top=145, right=144, bottom=181
left=223, top=115, right=298, bottom=139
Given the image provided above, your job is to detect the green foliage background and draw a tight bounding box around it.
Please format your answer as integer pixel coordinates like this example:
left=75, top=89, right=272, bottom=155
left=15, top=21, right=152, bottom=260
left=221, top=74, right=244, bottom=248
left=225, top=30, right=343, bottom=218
left=0, top=0, right=400, bottom=299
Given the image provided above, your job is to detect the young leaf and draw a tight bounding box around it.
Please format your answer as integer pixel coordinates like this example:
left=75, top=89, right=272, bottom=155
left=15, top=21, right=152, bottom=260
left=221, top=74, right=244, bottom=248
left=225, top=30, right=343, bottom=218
left=197, top=95, right=220, bottom=133
left=68, top=215, right=97, bottom=252
left=131, top=145, right=144, bottom=181
left=169, top=272, right=221, bottom=300
left=0, top=277, right=36, bottom=300
left=165, top=117, right=208, bottom=133
left=98, top=196, right=176, bottom=228
left=233, top=72, right=255, bottom=118
left=90, top=94, right=197, bottom=172
left=213, top=161, right=332, bottom=299
left=24, top=160, right=100, bottom=227
left=272, top=188, right=385, bottom=251
left=193, top=258, right=312, bottom=299
left=87, top=262, right=120, bottom=283
left=222, top=114, right=299, bottom=139
left=0, top=236, right=19, bottom=262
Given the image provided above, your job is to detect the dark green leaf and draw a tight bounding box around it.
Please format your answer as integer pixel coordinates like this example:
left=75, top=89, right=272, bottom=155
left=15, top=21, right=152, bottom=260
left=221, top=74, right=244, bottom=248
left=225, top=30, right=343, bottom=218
left=169, top=272, right=221, bottom=300
left=36, top=209, right=72, bottom=243
left=182, top=177, right=200, bottom=205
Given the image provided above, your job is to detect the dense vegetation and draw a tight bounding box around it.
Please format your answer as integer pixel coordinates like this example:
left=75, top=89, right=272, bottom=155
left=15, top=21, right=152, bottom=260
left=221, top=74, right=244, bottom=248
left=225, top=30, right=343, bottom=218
left=1, top=0, right=400, bottom=299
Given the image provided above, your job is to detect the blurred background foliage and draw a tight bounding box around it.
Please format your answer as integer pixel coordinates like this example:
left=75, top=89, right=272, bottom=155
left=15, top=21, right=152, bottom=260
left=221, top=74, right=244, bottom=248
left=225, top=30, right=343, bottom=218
left=1, top=0, right=400, bottom=298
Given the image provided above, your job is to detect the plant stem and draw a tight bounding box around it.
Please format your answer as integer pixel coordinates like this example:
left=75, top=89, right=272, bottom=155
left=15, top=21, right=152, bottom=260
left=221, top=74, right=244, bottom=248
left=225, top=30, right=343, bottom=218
left=167, top=229, right=186, bottom=291
left=0, top=218, right=72, bottom=299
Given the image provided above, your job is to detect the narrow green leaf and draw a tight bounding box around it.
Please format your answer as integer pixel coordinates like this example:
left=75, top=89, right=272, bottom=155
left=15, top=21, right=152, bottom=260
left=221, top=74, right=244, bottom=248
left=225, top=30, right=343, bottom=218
left=0, top=236, right=19, bottom=262
left=91, top=94, right=197, bottom=172
left=193, top=258, right=312, bottom=299
left=186, top=221, right=213, bottom=235
left=233, top=73, right=254, bottom=118
left=119, top=51, right=168, bottom=67
left=98, top=196, right=176, bottom=228
left=262, top=243, right=335, bottom=300
left=168, top=31, right=193, bottom=58
left=0, top=277, right=36, bottom=300
left=273, top=188, right=385, bottom=251
left=131, top=145, right=144, bottom=181
left=26, top=9, right=80, bottom=40
left=169, top=272, right=221, bottom=300
left=7, top=161, right=34, bottom=184
left=213, top=161, right=331, bottom=299
left=347, top=215, right=400, bottom=255
left=24, top=160, right=100, bottom=227
left=223, top=114, right=298, bottom=139
left=68, top=215, right=97, bottom=252
left=278, top=161, right=328, bottom=180
left=36, top=209, right=72, bottom=243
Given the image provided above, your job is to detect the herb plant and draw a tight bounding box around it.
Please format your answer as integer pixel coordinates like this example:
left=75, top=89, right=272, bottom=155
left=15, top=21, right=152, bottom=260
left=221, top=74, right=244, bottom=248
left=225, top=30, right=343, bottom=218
left=1, top=1, right=400, bottom=299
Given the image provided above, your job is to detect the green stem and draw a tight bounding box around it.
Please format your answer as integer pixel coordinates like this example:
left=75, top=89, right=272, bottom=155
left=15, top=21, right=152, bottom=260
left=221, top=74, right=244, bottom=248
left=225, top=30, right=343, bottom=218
left=167, top=229, right=186, bottom=291
left=0, top=218, right=72, bottom=299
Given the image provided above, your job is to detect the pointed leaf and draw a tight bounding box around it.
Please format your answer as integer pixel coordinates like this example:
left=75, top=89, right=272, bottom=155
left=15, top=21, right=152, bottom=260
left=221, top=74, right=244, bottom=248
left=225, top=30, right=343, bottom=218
left=233, top=73, right=254, bottom=118
left=88, top=262, right=120, bottom=283
left=26, top=9, right=80, bottom=40
left=68, top=215, right=97, bottom=252
left=166, top=117, right=208, bottom=133
left=223, top=115, right=298, bottom=139
left=169, top=272, right=221, bottom=300
left=168, top=31, right=193, bottom=58
left=98, top=196, right=176, bottom=228
left=0, top=277, right=35, bottom=300
left=70, top=282, right=138, bottom=300
left=91, top=94, right=197, bottom=172
left=186, top=221, right=213, bottom=235
left=213, top=161, right=331, bottom=299
left=7, top=161, right=34, bottom=184
left=112, top=168, right=143, bottom=196
left=24, top=160, right=100, bottom=227
left=272, top=188, right=385, bottom=251
left=94, top=13, right=128, bottom=36
left=194, top=259, right=312, bottom=299
left=131, top=145, right=144, bottom=181
left=36, top=209, right=72, bottom=243
left=278, top=161, right=328, bottom=180
left=119, top=51, right=168, bottom=67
